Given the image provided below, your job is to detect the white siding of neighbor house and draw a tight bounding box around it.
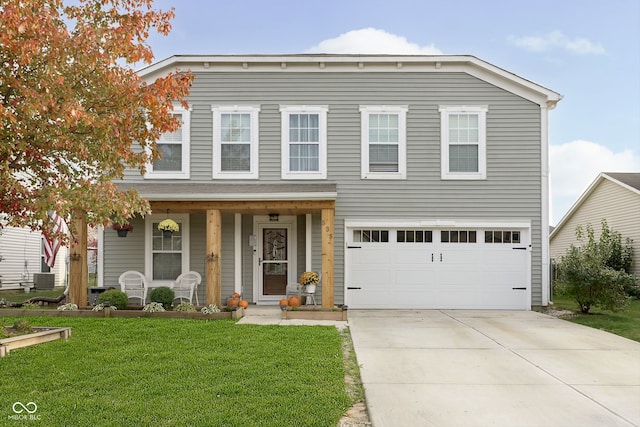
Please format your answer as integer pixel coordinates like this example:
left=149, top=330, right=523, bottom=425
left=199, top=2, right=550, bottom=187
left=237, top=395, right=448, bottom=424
left=550, top=178, right=640, bottom=280
left=113, top=69, right=547, bottom=306
left=0, top=226, right=68, bottom=289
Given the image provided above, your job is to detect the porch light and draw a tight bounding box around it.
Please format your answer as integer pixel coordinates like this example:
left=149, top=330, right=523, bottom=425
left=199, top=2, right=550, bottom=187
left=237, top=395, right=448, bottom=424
left=269, top=213, right=279, bottom=222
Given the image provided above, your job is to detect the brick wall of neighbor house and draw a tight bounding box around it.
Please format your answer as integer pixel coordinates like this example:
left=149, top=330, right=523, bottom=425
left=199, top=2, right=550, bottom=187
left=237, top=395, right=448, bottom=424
left=114, top=67, right=546, bottom=306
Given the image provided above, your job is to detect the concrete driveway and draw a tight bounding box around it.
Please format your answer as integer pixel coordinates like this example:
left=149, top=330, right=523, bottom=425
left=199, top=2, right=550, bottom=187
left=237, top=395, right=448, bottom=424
left=348, top=310, right=640, bottom=427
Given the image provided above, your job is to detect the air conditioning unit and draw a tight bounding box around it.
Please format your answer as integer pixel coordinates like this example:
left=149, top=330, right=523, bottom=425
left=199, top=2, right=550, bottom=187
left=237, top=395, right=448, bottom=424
left=34, top=273, right=55, bottom=290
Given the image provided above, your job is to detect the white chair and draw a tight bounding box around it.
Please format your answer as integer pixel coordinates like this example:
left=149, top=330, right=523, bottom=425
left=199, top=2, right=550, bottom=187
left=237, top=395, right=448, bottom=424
left=173, top=271, right=201, bottom=305
left=118, top=271, right=149, bottom=306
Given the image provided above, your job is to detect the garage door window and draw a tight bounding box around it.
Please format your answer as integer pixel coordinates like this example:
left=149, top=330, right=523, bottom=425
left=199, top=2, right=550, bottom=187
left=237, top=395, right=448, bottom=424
left=485, top=230, right=520, bottom=244
left=353, top=229, right=389, bottom=243
left=397, top=230, right=433, bottom=243
left=441, top=230, right=477, bottom=243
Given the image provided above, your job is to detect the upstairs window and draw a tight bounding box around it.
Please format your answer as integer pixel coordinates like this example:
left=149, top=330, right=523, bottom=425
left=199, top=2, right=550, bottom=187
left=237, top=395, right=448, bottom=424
left=212, top=106, right=260, bottom=179
left=360, top=106, right=408, bottom=179
left=145, top=106, right=191, bottom=179
left=280, top=106, right=328, bottom=179
left=439, top=106, right=487, bottom=180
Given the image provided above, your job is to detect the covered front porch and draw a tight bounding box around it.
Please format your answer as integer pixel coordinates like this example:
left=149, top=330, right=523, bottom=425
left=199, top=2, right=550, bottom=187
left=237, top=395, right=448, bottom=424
left=68, top=184, right=337, bottom=309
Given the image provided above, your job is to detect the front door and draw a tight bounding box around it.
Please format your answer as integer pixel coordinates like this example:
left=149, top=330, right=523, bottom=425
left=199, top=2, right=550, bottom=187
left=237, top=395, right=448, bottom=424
left=255, top=217, right=296, bottom=303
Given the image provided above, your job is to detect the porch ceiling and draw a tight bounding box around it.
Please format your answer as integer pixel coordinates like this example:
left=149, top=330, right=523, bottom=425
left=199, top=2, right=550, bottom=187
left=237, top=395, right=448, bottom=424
left=116, top=182, right=337, bottom=214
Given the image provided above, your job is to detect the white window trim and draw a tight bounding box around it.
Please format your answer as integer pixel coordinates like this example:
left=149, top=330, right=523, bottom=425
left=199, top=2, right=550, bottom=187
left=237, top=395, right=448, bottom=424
left=144, top=213, right=190, bottom=286
left=439, top=105, right=488, bottom=180
left=280, top=105, right=328, bottom=180
left=145, top=105, right=191, bottom=180
left=360, top=105, right=408, bottom=180
left=212, top=105, right=260, bottom=179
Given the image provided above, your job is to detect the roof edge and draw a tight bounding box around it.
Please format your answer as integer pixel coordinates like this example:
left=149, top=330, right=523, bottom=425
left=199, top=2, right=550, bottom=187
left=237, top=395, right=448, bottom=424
left=138, top=54, right=561, bottom=108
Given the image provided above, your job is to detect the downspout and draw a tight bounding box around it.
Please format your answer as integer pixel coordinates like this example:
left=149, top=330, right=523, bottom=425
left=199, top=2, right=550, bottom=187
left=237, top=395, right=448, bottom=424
left=540, top=104, right=550, bottom=307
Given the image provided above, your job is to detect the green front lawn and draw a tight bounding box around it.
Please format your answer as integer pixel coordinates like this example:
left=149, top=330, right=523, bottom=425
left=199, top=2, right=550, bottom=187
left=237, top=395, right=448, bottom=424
left=551, top=294, right=640, bottom=342
left=0, top=316, right=351, bottom=426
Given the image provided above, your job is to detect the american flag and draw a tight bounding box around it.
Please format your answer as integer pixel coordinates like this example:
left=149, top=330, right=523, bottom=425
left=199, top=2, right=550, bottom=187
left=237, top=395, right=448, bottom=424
left=44, top=211, right=65, bottom=268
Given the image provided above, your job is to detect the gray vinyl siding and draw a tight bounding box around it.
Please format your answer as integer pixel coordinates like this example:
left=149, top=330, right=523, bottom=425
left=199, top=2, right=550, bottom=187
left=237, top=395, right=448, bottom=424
left=103, top=217, right=146, bottom=288
left=550, top=179, right=640, bottom=281
left=117, top=70, right=545, bottom=305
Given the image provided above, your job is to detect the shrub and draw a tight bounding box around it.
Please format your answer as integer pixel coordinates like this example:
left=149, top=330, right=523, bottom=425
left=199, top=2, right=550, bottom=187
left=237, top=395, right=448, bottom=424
left=201, top=304, right=221, bottom=314
left=57, top=303, right=78, bottom=311
left=13, top=319, right=32, bottom=333
left=556, top=221, right=633, bottom=313
left=174, top=302, right=196, bottom=312
left=150, top=286, right=175, bottom=309
left=98, top=289, right=129, bottom=310
left=142, top=302, right=165, bottom=312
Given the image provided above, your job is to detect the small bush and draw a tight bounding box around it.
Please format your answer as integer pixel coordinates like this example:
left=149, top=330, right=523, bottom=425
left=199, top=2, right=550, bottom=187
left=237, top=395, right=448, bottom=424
left=150, top=286, right=175, bottom=309
left=142, top=302, right=166, bottom=312
left=98, top=290, right=129, bottom=310
left=174, top=302, right=196, bottom=312
left=57, top=303, right=78, bottom=311
left=0, top=326, right=9, bottom=338
left=556, top=221, right=633, bottom=313
left=201, top=304, right=221, bottom=314
left=13, top=319, right=32, bottom=333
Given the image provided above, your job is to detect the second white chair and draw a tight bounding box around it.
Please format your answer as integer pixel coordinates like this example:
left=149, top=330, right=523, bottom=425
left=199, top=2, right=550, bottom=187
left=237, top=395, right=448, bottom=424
left=173, top=271, right=202, bottom=305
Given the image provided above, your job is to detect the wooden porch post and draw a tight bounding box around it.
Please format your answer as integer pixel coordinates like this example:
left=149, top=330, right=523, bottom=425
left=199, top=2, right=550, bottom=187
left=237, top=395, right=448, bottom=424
left=206, top=210, right=222, bottom=307
left=69, top=217, right=88, bottom=307
left=321, top=208, right=334, bottom=308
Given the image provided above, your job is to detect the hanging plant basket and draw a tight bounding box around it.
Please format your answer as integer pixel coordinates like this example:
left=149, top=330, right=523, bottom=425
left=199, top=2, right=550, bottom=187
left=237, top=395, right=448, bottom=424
left=112, top=223, right=133, bottom=237
left=158, top=219, right=179, bottom=237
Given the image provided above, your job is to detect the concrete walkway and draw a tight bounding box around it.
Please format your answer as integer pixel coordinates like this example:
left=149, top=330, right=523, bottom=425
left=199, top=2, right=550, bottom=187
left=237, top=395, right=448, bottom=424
left=348, top=310, right=640, bottom=427
left=237, top=305, right=348, bottom=330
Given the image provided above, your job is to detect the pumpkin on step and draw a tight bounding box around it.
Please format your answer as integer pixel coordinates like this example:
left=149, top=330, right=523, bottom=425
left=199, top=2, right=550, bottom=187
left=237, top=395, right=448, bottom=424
left=238, top=299, right=249, bottom=309
left=288, top=295, right=301, bottom=307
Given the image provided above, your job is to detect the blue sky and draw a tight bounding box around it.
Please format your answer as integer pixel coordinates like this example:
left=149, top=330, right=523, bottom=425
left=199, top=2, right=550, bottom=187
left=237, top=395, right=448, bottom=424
left=144, top=0, right=640, bottom=224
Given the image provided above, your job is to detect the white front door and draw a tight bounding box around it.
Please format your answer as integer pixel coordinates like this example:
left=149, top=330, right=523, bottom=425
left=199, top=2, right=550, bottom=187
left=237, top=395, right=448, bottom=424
left=254, top=216, right=297, bottom=303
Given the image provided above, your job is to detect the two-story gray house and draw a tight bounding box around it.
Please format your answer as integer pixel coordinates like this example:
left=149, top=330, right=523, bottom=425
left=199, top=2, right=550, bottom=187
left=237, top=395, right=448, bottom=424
left=99, top=54, right=561, bottom=310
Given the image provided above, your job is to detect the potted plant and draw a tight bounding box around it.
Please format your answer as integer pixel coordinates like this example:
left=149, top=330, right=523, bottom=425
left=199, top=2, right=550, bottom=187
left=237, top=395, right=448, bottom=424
left=299, top=271, right=319, bottom=293
left=158, top=219, right=179, bottom=237
left=112, top=222, right=133, bottom=237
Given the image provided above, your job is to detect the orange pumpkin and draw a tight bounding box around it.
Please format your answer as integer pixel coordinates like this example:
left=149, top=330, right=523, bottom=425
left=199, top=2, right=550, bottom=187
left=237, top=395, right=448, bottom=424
left=238, top=300, right=249, bottom=309
left=288, top=295, right=301, bottom=307
left=227, top=298, right=239, bottom=307
left=279, top=299, right=289, bottom=307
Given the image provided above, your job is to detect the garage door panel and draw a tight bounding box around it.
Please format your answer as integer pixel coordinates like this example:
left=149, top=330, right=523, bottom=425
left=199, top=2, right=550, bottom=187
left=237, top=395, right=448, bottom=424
left=346, top=226, right=529, bottom=310
left=396, top=289, right=438, bottom=308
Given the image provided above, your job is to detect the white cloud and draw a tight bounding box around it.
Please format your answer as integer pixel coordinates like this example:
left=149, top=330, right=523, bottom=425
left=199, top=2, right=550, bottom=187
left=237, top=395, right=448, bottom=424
left=550, top=140, right=640, bottom=224
left=307, top=28, right=442, bottom=55
left=509, top=30, right=605, bottom=55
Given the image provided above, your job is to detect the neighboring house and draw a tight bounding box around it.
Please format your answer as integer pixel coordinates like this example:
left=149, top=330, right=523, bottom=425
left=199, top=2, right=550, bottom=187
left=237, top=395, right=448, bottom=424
left=0, top=225, right=68, bottom=289
left=550, top=172, right=640, bottom=281
left=99, top=54, right=561, bottom=310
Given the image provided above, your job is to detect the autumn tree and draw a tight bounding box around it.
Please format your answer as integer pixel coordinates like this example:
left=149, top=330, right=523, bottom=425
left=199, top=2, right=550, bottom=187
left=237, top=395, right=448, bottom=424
left=0, top=0, right=192, bottom=242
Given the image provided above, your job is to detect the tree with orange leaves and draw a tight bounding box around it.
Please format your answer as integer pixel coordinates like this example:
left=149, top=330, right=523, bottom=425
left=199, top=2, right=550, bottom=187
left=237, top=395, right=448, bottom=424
left=0, top=0, right=192, bottom=241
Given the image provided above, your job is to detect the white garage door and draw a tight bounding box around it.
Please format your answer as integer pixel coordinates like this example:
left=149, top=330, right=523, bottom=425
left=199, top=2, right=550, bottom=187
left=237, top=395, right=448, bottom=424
left=346, top=227, right=530, bottom=310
